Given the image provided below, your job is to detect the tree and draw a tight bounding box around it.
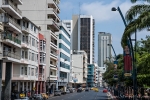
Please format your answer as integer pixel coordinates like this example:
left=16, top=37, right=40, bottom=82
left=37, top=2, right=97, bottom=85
left=121, top=4, right=150, bottom=47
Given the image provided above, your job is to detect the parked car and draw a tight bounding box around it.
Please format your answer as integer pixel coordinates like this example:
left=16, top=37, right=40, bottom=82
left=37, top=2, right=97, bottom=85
left=54, top=90, right=61, bottom=96
left=103, top=89, right=108, bottom=93
left=41, top=93, right=48, bottom=99
left=85, top=88, right=89, bottom=92
left=77, top=88, right=82, bottom=92
left=66, top=89, right=70, bottom=94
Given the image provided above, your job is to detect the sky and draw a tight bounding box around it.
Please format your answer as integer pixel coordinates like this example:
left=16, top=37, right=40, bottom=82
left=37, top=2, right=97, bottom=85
left=59, top=0, right=150, bottom=62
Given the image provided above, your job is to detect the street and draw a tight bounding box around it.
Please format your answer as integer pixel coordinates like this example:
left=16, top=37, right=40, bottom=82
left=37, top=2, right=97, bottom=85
left=48, top=88, right=109, bottom=100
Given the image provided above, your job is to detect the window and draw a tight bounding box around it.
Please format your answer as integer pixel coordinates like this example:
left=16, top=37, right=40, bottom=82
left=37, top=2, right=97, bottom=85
left=31, top=24, right=33, bottom=30
left=31, top=68, right=34, bottom=76
left=34, top=27, right=36, bottom=32
left=25, top=51, right=28, bottom=59
left=21, top=67, right=24, bottom=75
left=32, top=53, right=34, bottom=61
left=22, top=50, right=24, bottom=58
left=23, top=21, right=25, bottom=27
left=25, top=67, right=27, bottom=75
left=22, top=35, right=25, bottom=42
left=32, top=38, right=35, bottom=46
left=28, top=67, right=30, bottom=75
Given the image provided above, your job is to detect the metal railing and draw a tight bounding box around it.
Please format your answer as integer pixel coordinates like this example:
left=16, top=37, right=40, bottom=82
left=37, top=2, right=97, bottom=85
left=1, top=32, right=21, bottom=45
left=2, top=0, right=22, bottom=15
left=3, top=50, right=21, bottom=60
left=7, top=16, right=21, bottom=30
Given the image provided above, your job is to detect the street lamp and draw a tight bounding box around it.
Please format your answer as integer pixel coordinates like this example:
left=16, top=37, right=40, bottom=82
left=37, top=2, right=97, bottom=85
left=111, top=6, right=137, bottom=100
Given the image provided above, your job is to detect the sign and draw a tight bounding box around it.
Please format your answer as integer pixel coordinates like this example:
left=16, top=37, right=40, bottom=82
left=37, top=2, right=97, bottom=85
left=113, top=75, right=118, bottom=80
left=124, top=45, right=132, bottom=75
left=73, top=77, right=78, bottom=83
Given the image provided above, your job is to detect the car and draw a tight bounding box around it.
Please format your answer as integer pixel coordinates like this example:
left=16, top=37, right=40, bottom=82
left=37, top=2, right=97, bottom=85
left=77, top=88, right=82, bottom=92
left=54, top=90, right=61, bottom=96
left=66, top=89, right=70, bottom=94
left=41, top=93, right=48, bottom=99
left=85, top=88, right=89, bottom=91
left=103, top=89, right=108, bottom=93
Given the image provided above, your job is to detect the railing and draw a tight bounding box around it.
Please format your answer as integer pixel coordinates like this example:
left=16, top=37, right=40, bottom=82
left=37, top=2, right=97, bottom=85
left=22, top=26, right=29, bottom=33
left=1, top=32, right=21, bottom=45
left=3, top=50, right=21, bottom=60
left=2, top=0, right=22, bottom=15
left=6, top=16, right=21, bottom=30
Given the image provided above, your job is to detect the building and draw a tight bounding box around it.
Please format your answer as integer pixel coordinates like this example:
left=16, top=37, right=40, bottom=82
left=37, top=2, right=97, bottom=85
left=87, top=64, right=95, bottom=87
left=98, top=32, right=112, bottom=67
left=97, top=67, right=106, bottom=87
left=56, top=21, right=71, bottom=90
left=0, top=0, right=23, bottom=99
left=37, top=33, right=46, bottom=94
left=72, top=50, right=88, bottom=88
left=94, top=63, right=98, bottom=86
left=72, top=15, right=95, bottom=64
left=19, top=0, right=60, bottom=94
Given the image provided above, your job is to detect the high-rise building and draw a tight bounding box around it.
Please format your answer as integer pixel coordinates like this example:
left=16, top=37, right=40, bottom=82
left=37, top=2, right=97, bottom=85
left=56, top=22, right=71, bottom=90
left=72, top=15, right=94, bottom=64
left=19, top=0, right=60, bottom=93
left=98, top=32, right=112, bottom=67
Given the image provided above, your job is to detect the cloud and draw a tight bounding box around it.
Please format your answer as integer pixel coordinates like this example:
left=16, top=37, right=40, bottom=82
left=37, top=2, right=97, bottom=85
left=81, top=0, right=134, bottom=22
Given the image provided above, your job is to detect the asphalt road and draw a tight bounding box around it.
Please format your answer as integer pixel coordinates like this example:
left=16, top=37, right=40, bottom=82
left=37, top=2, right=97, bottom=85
left=48, top=88, right=109, bottom=100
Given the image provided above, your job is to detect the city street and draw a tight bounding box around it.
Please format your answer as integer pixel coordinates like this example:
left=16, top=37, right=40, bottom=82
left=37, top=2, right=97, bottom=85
left=48, top=88, right=109, bottom=100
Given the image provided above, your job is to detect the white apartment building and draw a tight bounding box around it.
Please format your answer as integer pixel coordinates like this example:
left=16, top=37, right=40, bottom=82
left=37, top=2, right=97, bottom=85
left=72, top=50, right=88, bottom=88
left=56, top=21, right=71, bottom=90
left=94, top=63, right=98, bottom=86
left=19, top=0, right=60, bottom=93
left=98, top=67, right=106, bottom=87
left=72, top=15, right=94, bottom=64
left=0, top=0, right=23, bottom=99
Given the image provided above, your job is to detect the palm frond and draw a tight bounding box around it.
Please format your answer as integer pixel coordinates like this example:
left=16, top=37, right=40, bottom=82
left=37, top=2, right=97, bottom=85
left=125, top=5, right=150, bottom=23
left=131, top=0, right=150, bottom=3
left=121, top=11, right=150, bottom=48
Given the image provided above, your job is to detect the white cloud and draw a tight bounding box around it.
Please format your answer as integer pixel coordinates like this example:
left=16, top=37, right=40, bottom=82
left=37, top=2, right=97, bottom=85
left=81, top=0, right=134, bottom=22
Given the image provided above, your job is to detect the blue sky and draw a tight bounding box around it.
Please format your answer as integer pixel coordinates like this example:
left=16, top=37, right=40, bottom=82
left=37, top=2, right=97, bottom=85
left=59, top=0, right=150, bottom=62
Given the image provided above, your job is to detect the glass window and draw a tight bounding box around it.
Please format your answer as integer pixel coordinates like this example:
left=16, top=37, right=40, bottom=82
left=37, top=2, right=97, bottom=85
left=32, top=53, right=34, bottom=61
left=22, top=50, right=24, bottom=58
left=21, top=67, right=24, bottom=75
left=31, top=68, right=34, bottom=76
left=32, top=38, right=35, bottom=46
left=31, top=24, right=33, bottom=30
left=28, top=67, right=30, bottom=76
left=25, top=67, right=27, bottom=75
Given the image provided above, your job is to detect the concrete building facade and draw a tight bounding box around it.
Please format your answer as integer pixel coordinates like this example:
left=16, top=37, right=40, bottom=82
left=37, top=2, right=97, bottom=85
left=19, top=0, right=60, bottom=94
left=98, top=32, right=112, bottom=67
left=72, top=50, right=88, bottom=88
left=72, top=15, right=94, bottom=64
left=56, top=22, right=71, bottom=90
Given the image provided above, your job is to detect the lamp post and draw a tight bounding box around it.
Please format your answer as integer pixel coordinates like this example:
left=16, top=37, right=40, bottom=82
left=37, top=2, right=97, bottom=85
left=112, top=6, right=137, bottom=100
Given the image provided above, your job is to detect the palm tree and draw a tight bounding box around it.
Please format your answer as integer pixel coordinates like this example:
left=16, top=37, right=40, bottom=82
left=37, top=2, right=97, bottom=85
left=121, top=4, right=150, bottom=47
left=130, top=0, right=150, bottom=3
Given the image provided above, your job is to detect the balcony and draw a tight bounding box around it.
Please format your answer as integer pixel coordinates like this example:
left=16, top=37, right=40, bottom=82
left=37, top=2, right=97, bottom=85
left=20, top=58, right=28, bottom=64
left=50, top=30, right=57, bottom=40
left=50, top=41, right=57, bottom=50
left=12, top=74, right=37, bottom=80
left=2, top=0, right=22, bottom=19
left=50, top=75, right=57, bottom=80
left=47, top=8, right=60, bottom=22
left=48, top=0, right=60, bottom=13
left=0, top=22, right=4, bottom=32
left=39, top=60, right=46, bottom=66
left=2, top=51, right=21, bottom=63
left=13, top=0, right=23, bottom=5
left=47, top=19, right=59, bottom=32
left=1, top=33, right=21, bottom=48
left=22, top=27, right=30, bottom=34
left=21, top=42, right=29, bottom=49
left=38, top=73, right=45, bottom=81
left=2, top=15, right=22, bottom=33
left=50, top=51, right=57, bottom=60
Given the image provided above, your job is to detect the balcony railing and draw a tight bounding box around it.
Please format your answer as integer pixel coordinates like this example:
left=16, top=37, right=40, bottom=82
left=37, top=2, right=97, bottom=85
left=1, top=32, right=21, bottom=45
left=5, top=16, right=21, bottom=30
left=2, top=0, right=22, bottom=15
left=3, top=50, right=21, bottom=60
